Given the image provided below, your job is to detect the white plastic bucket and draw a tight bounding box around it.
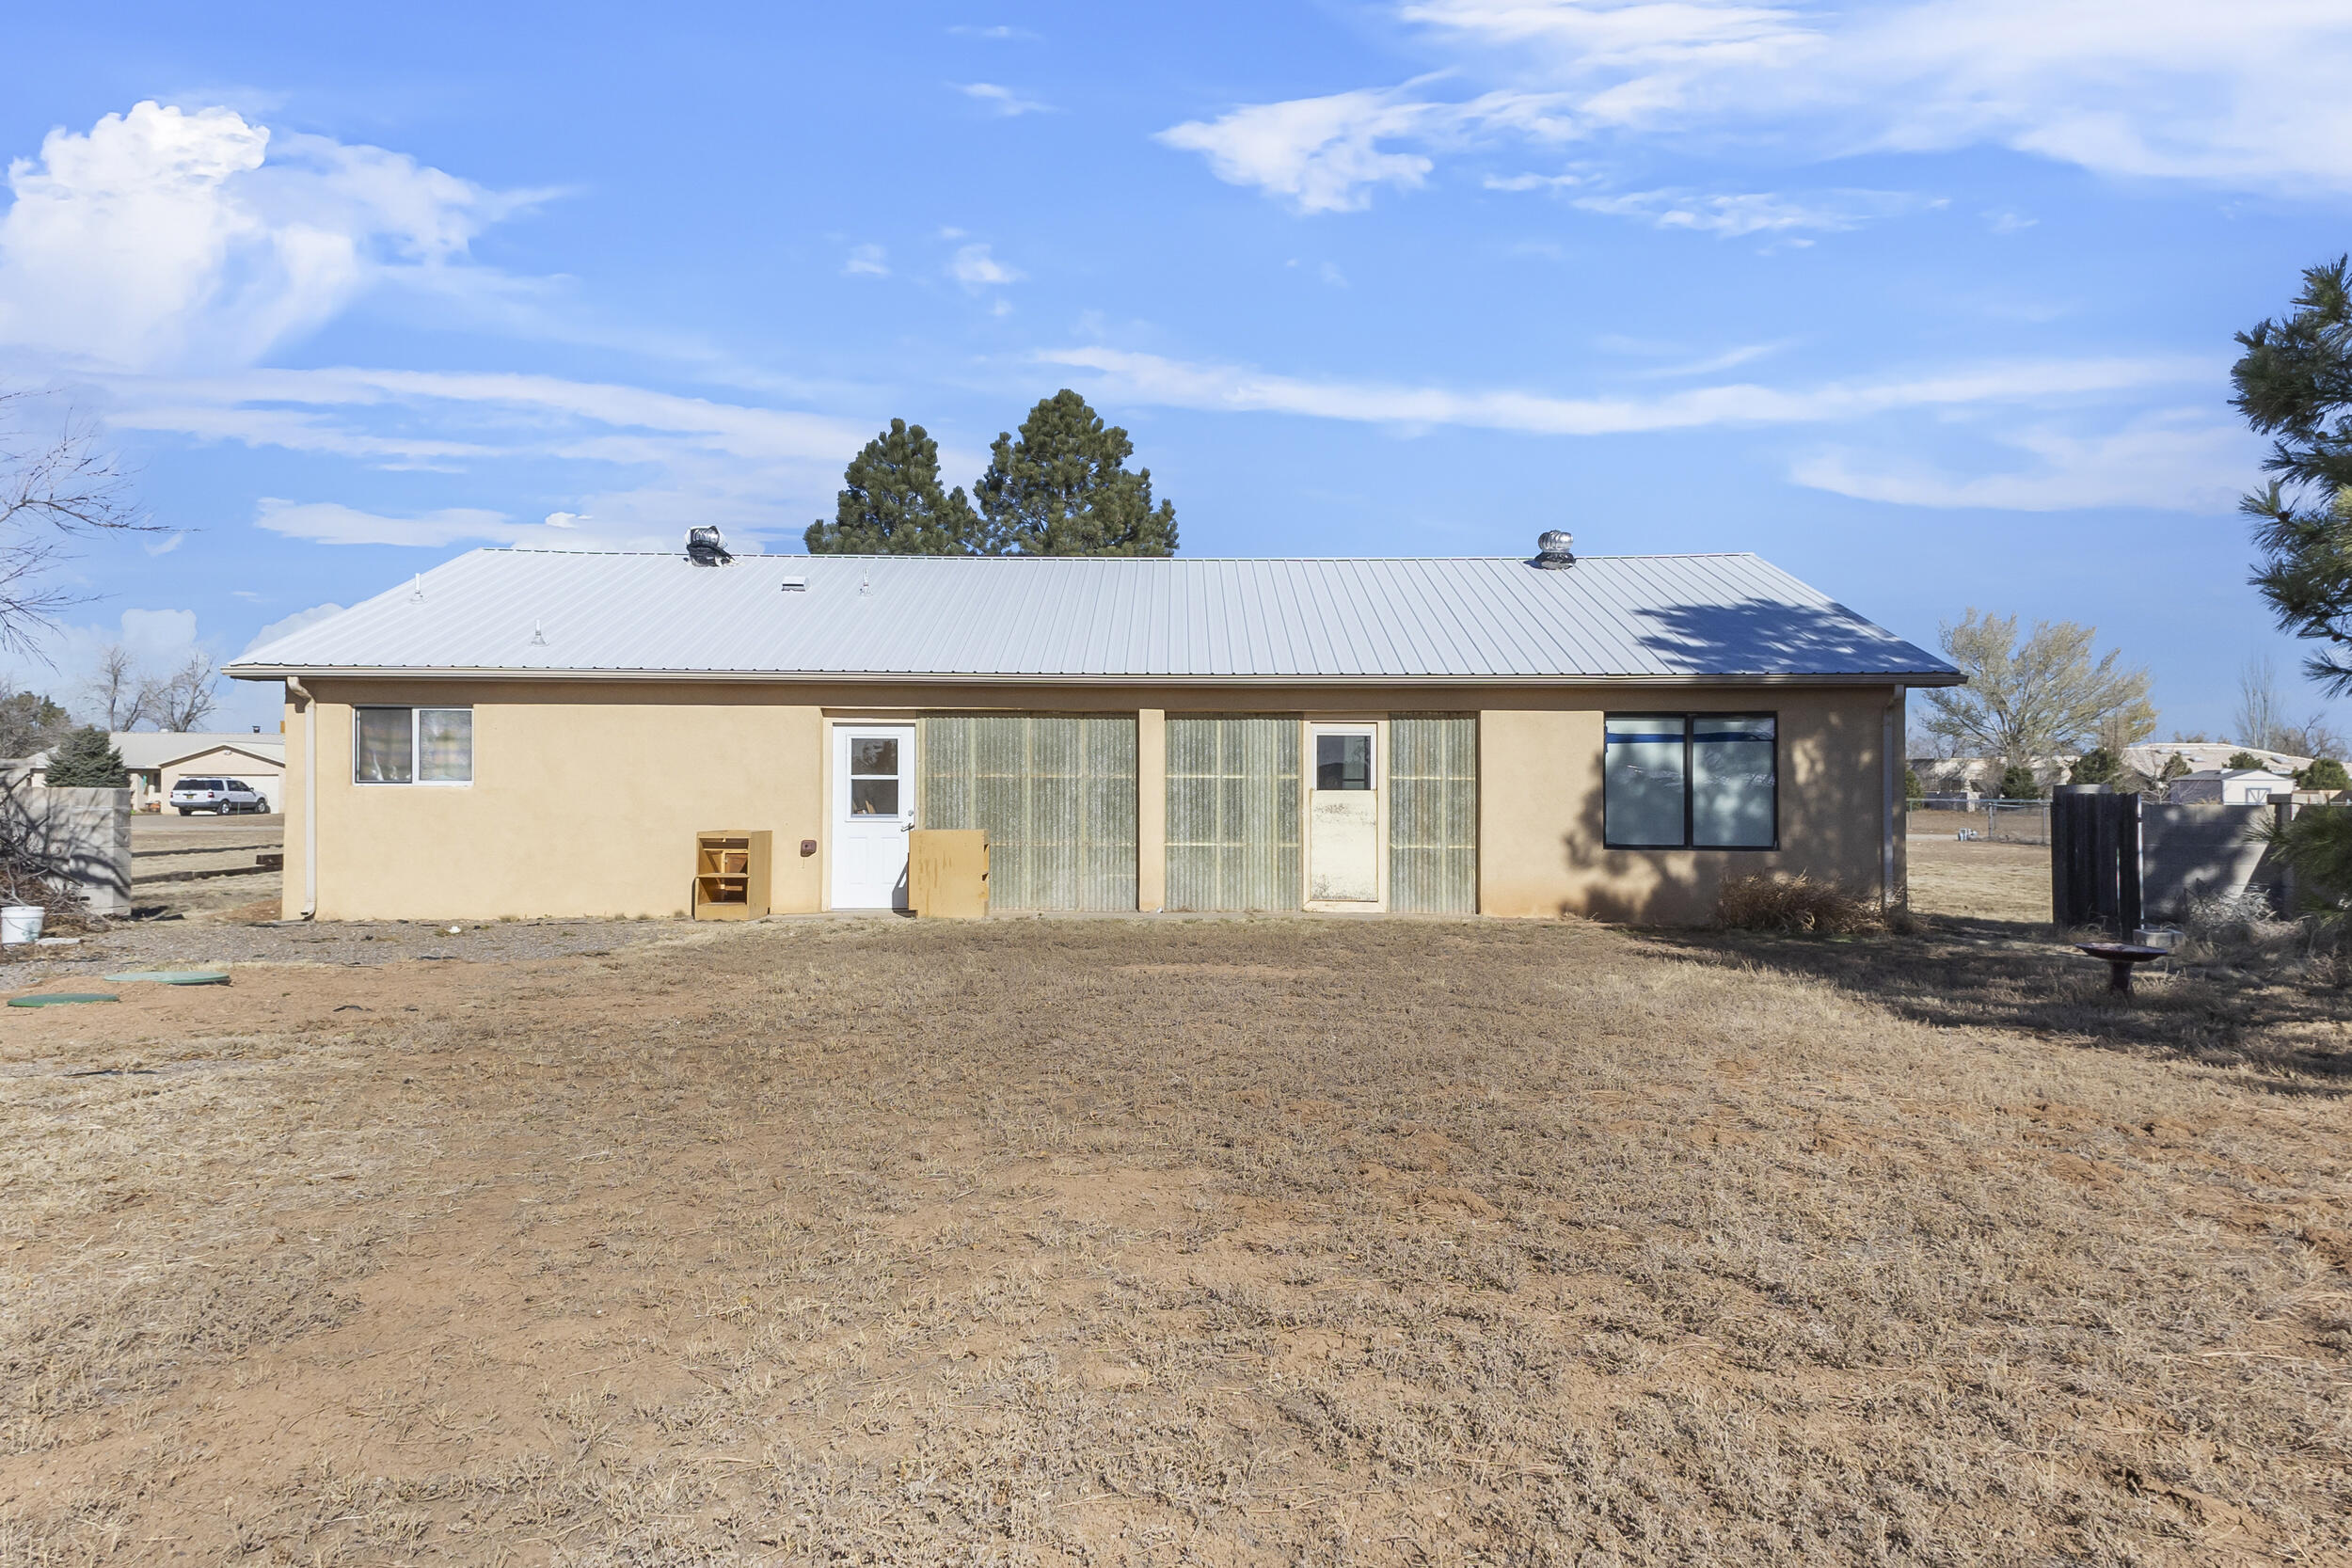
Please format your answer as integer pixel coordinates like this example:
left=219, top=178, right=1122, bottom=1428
left=2, top=906, right=45, bottom=945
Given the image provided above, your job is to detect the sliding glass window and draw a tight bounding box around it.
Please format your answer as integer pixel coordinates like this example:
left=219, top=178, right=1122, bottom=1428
left=1603, top=714, right=1775, bottom=849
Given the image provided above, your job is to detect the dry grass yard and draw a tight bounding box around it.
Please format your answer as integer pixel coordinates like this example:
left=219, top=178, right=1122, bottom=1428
left=1905, top=834, right=2053, bottom=927
left=2, top=907, right=2348, bottom=1565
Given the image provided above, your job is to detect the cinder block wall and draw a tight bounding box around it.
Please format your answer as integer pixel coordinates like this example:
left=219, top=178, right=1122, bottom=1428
left=0, top=771, right=133, bottom=915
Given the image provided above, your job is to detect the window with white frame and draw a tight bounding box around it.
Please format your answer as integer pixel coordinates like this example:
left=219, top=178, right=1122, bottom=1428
left=1603, top=714, right=1775, bottom=848
left=354, top=706, right=473, bottom=784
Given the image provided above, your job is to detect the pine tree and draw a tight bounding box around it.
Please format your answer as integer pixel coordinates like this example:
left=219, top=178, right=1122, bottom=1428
left=2296, top=756, right=2350, bottom=791
left=1994, top=763, right=2042, bottom=800
left=2068, top=748, right=2120, bottom=785
left=0, top=690, right=71, bottom=760
left=44, top=725, right=126, bottom=788
left=2231, top=257, right=2352, bottom=694
left=804, top=420, right=981, bottom=555
left=973, top=391, right=1177, bottom=556
left=2226, top=751, right=2266, bottom=771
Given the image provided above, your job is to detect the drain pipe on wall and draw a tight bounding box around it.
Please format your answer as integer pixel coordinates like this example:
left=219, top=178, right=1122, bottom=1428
left=1882, top=686, right=1903, bottom=911
left=286, top=676, right=318, bottom=920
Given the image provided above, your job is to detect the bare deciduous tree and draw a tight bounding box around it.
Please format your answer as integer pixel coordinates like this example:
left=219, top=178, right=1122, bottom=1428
left=1921, top=610, right=2156, bottom=767
left=83, top=642, right=148, bottom=731
left=0, top=391, right=151, bottom=654
left=146, top=650, right=219, bottom=733
left=2233, top=654, right=2346, bottom=759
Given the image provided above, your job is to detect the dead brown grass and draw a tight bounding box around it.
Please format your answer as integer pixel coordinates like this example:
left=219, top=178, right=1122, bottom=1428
left=1715, top=873, right=1880, bottom=935
left=1906, top=835, right=2052, bottom=927
left=1, top=917, right=2348, bottom=1565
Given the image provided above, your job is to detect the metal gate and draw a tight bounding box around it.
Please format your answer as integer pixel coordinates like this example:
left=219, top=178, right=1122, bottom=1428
left=1166, top=716, right=1300, bottom=911
left=920, top=716, right=1137, bottom=911
left=1388, top=715, right=1478, bottom=913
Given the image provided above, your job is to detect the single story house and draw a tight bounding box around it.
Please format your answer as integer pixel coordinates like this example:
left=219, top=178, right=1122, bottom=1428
left=21, top=731, right=286, bottom=809
left=224, top=536, right=1962, bottom=924
left=2127, top=742, right=2311, bottom=779
left=2166, top=768, right=2298, bottom=806
left=140, top=733, right=285, bottom=811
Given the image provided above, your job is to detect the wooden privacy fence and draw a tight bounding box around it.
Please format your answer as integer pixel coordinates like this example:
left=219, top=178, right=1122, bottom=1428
left=2051, top=785, right=2140, bottom=934
left=2053, top=785, right=2315, bottom=930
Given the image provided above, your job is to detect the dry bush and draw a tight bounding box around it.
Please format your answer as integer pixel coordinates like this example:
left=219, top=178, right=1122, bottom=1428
left=2185, top=887, right=2294, bottom=946
left=1714, top=871, right=1881, bottom=935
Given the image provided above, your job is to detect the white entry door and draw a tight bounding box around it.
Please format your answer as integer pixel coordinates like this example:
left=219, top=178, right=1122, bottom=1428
left=831, top=724, right=915, bottom=910
left=1308, top=724, right=1380, bottom=906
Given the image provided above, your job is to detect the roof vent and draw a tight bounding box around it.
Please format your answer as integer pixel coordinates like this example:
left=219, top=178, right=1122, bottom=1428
left=1532, top=530, right=1576, bottom=569
left=779, top=575, right=806, bottom=593
left=686, top=526, right=733, bottom=566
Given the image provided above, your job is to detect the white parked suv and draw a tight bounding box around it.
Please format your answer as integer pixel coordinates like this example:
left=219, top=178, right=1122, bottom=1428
left=169, top=777, right=271, bottom=816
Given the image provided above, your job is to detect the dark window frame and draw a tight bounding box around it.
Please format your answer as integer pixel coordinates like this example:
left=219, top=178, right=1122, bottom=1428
left=1602, top=711, right=1780, bottom=850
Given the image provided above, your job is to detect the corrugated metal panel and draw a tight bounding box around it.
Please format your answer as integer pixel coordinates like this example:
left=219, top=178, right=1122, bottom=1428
left=920, top=716, right=1136, bottom=911
left=227, top=551, right=1960, bottom=684
left=1166, top=717, right=1300, bottom=911
left=1388, top=716, right=1478, bottom=913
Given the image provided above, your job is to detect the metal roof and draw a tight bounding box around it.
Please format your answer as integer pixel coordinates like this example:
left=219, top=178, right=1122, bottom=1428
left=225, top=549, right=1961, bottom=686
left=111, top=733, right=285, bottom=770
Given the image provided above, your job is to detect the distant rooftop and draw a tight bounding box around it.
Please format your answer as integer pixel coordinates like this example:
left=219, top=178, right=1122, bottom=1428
left=228, top=548, right=1959, bottom=687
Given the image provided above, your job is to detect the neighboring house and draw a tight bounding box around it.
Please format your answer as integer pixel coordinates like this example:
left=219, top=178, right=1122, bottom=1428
left=223, top=539, right=1963, bottom=925
left=2165, top=768, right=2298, bottom=806
left=1909, top=756, right=2067, bottom=797
left=114, top=732, right=287, bottom=810
left=2125, top=742, right=2311, bottom=779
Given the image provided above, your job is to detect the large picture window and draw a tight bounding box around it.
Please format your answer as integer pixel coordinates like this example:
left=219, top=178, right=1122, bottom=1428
left=1603, top=714, right=1774, bottom=848
left=354, top=706, right=472, bottom=785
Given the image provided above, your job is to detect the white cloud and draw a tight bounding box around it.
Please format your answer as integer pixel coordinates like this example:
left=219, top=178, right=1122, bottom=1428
left=948, top=24, right=1040, bottom=40
left=253, top=498, right=684, bottom=550
left=1038, top=342, right=2216, bottom=436
left=842, top=243, right=889, bottom=277
left=1629, top=341, right=1793, bottom=378
left=241, top=602, right=344, bottom=657
left=947, top=243, right=1020, bottom=288
left=1572, top=187, right=1931, bottom=237
left=0, top=101, right=548, bottom=372
left=1789, top=411, right=2259, bottom=513
left=145, top=531, right=186, bottom=556
left=956, top=83, right=1052, bottom=116
left=83, top=368, right=872, bottom=546
left=1155, top=87, right=1448, bottom=214
left=1159, top=0, right=2352, bottom=209
left=1484, top=170, right=1585, bottom=191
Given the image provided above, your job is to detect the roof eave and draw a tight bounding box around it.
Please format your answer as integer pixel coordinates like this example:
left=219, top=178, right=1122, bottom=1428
left=227, top=662, right=1964, bottom=688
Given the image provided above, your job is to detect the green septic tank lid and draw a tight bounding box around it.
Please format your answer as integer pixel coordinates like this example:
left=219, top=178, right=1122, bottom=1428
left=8, top=992, right=119, bottom=1007
left=103, top=971, right=230, bottom=986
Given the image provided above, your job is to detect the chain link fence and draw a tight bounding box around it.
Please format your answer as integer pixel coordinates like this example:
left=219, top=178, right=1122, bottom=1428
left=1912, top=795, right=2052, bottom=846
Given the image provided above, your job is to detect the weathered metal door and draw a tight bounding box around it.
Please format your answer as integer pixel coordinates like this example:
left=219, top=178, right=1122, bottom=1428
left=1166, top=717, right=1301, bottom=911
left=1307, top=724, right=1379, bottom=905
left=919, top=716, right=1137, bottom=911
left=1388, top=715, right=1478, bottom=913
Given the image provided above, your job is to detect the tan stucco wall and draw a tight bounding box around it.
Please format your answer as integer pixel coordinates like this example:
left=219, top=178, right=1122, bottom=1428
left=1479, top=688, right=1899, bottom=924
left=275, top=678, right=1902, bottom=925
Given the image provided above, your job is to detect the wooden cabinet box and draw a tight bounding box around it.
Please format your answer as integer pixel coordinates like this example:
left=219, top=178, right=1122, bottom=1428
left=693, top=831, right=771, bottom=920
left=909, top=829, right=988, bottom=918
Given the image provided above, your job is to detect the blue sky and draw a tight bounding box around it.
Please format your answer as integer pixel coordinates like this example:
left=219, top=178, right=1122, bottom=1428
left=2, top=0, right=2347, bottom=741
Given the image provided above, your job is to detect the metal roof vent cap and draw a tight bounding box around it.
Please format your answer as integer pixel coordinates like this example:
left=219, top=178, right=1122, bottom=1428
left=1533, top=530, right=1576, bottom=569
left=686, top=526, right=733, bottom=566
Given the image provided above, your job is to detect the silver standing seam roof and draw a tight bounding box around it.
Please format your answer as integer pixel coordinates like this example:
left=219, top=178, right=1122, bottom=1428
left=226, top=549, right=1961, bottom=686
